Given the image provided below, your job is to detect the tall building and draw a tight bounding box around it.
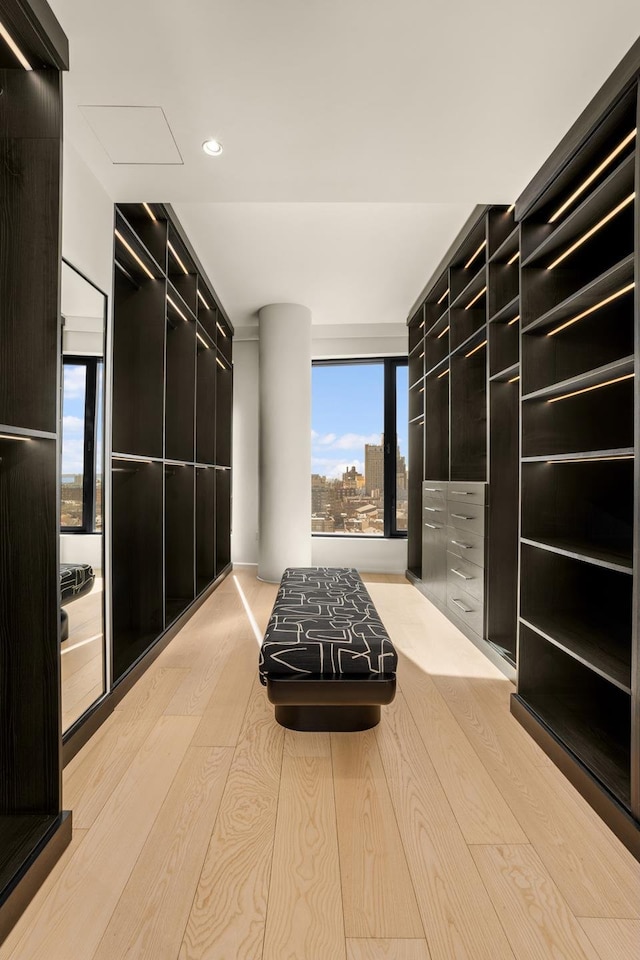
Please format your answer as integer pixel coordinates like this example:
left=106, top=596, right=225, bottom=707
left=365, top=443, right=383, bottom=497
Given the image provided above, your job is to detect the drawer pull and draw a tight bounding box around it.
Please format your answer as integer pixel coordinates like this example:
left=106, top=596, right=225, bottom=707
left=424, top=506, right=440, bottom=512
left=451, top=598, right=473, bottom=614
left=450, top=490, right=472, bottom=496
left=451, top=513, right=473, bottom=521
left=451, top=568, right=472, bottom=580
left=424, top=487, right=441, bottom=492
left=451, top=539, right=472, bottom=550
left=424, top=522, right=438, bottom=529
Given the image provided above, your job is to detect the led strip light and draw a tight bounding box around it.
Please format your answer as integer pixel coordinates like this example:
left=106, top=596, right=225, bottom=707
left=115, top=230, right=155, bottom=280
left=0, top=19, right=32, bottom=70
left=168, top=241, right=189, bottom=275
left=216, top=321, right=227, bottom=338
left=464, top=240, right=486, bottom=270
left=166, top=294, right=189, bottom=323
left=197, top=289, right=210, bottom=310
left=547, top=454, right=634, bottom=463
left=196, top=331, right=210, bottom=349
left=465, top=339, right=487, bottom=358
left=466, top=286, right=487, bottom=310
left=549, top=130, right=637, bottom=223
left=547, top=372, right=634, bottom=404
left=437, top=288, right=450, bottom=305
left=438, top=368, right=449, bottom=379
left=143, top=202, right=156, bottom=221
left=437, top=324, right=450, bottom=339
left=508, top=314, right=520, bottom=327
left=547, top=193, right=635, bottom=270
left=507, top=251, right=520, bottom=266
left=547, top=283, right=634, bottom=337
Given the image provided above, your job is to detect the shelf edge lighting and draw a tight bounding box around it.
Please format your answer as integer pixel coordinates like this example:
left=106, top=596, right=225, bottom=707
left=547, top=193, right=635, bottom=270
left=216, top=321, right=227, bottom=338
left=0, top=20, right=32, bottom=70
left=166, top=294, right=189, bottom=323
left=197, top=289, right=210, bottom=310
left=549, top=129, right=637, bottom=223
left=437, top=288, right=450, bottom=305
left=0, top=432, right=31, bottom=442
left=465, top=286, right=487, bottom=310
left=168, top=241, right=189, bottom=275
left=547, top=372, right=634, bottom=404
left=216, top=356, right=226, bottom=369
left=437, top=368, right=449, bottom=379
left=506, top=204, right=515, bottom=215
left=464, top=240, right=486, bottom=270
left=547, top=283, right=635, bottom=337
left=507, top=251, right=520, bottom=266
left=508, top=314, right=520, bottom=326
left=437, top=324, right=450, bottom=339
left=546, top=454, right=634, bottom=463
left=114, top=230, right=155, bottom=280
left=142, top=202, right=156, bottom=221
left=196, top=331, right=210, bottom=349
left=508, top=376, right=520, bottom=383
left=420, top=320, right=425, bottom=329
left=465, top=339, right=487, bottom=358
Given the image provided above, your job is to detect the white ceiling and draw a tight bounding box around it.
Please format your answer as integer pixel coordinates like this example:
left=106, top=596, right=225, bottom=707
left=51, top=0, right=640, bottom=328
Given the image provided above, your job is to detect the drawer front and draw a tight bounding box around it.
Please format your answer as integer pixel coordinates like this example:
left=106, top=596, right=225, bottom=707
left=447, top=552, right=485, bottom=602
left=448, top=482, right=487, bottom=505
left=447, top=500, right=486, bottom=537
left=422, top=480, right=447, bottom=507
left=447, top=525, right=485, bottom=568
left=447, top=583, right=484, bottom=636
left=423, top=496, right=447, bottom=520
left=422, top=523, right=447, bottom=603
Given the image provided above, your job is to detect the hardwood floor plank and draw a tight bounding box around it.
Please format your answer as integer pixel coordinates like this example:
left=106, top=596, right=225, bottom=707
left=262, top=755, right=345, bottom=960
left=578, top=919, right=640, bottom=960
left=163, top=632, right=233, bottom=716
left=114, top=665, right=190, bottom=720
left=5, top=716, right=198, bottom=960
left=470, top=843, right=600, bottom=960
left=399, top=655, right=528, bottom=844
left=375, top=693, right=515, bottom=960
left=192, top=638, right=257, bottom=747
left=93, top=745, right=233, bottom=960
left=0, top=831, right=88, bottom=960
left=180, top=682, right=284, bottom=960
left=331, top=731, right=423, bottom=938
left=346, top=939, right=431, bottom=959
left=63, top=711, right=156, bottom=829
left=284, top=730, right=331, bottom=757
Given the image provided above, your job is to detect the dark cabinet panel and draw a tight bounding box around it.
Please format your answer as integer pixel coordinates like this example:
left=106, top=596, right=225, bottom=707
left=165, top=465, right=195, bottom=625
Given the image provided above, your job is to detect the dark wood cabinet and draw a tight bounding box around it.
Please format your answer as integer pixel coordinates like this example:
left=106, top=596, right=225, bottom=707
left=111, top=204, right=233, bottom=686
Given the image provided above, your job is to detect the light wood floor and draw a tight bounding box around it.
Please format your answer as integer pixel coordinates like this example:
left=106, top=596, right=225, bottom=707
left=3, top=568, right=640, bottom=960
left=61, top=578, right=105, bottom=732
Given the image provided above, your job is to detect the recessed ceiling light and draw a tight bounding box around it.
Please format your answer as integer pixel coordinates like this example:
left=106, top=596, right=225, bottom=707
left=202, top=139, right=223, bottom=156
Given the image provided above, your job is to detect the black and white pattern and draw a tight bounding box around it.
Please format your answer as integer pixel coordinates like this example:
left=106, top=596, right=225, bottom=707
left=60, top=562, right=95, bottom=605
left=259, top=567, right=397, bottom=683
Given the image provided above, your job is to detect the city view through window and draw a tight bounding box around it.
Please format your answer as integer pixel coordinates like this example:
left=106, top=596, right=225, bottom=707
left=311, top=362, right=408, bottom=535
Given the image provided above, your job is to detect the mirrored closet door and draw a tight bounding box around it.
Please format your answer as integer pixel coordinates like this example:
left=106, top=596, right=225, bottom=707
left=60, top=260, right=108, bottom=733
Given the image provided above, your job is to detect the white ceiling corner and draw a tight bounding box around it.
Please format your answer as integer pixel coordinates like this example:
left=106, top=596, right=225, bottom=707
left=79, top=105, right=183, bottom=165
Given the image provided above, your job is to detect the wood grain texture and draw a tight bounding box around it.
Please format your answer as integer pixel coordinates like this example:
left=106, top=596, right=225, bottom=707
left=346, top=940, right=431, bottom=960
left=63, top=711, right=156, bottom=828
left=375, top=693, right=515, bottom=960
left=93, top=746, right=232, bottom=960
left=191, top=637, right=257, bottom=746
left=578, top=919, right=640, bottom=960
left=262, top=755, right=346, bottom=960
left=284, top=730, right=331, bottom=757
left=399, top=654, right=528, bottom=844
left=114, top=665, right=190, bottom=721
left=331, top=731, right=423, bottom=938
left=5, top=716, right=198, bottom=960
left=471, top=844, right=600, bottom=960
left=180, top=682, right=284, bottom=960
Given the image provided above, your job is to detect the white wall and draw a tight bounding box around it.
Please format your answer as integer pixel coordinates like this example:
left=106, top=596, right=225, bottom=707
left=60, top=534, right=102, bottom=571
left=62, top=140, right=114, bottom=294
left=231, top=325, right=408, bottom=573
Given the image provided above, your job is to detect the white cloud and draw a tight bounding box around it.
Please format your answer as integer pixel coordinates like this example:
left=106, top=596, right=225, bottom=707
left=63, top=365, right=86, bottom=399
left=63, top=415, right=85, bottom=437
left=61, top=439, right=84, bottom=475
left=311, top=431, right=382, bottom=452
left=312, top=457, right=364, bottom=479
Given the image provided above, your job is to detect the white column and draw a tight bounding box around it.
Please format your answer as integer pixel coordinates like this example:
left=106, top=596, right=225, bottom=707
left=258, top=303, right=312, bottom=582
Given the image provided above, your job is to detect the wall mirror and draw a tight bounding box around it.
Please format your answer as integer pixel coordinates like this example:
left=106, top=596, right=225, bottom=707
left=60, top=260, right=108, bottom=734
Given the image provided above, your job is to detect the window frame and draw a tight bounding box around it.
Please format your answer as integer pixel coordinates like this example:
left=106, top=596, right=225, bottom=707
left=61, top=354, right=103, bottom=535
left=311, top=357, right=408, bottom=540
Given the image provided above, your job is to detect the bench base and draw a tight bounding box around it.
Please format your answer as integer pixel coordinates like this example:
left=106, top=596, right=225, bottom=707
left=275, top=703, right=381, bottom=732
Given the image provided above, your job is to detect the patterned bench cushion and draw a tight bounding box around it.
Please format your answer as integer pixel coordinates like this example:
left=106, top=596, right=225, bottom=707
left=60, top=562, right=95, bottom=605
left=259, top=567, right=397, bottom=684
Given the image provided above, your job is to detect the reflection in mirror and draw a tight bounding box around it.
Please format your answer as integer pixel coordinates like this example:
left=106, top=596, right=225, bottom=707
left=60, top=261, right=107, bottom=733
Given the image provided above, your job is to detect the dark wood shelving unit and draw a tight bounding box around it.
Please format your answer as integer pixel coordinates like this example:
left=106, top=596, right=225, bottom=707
left=406, top=206, right=519, bottom=670
left=0, top=0, right=72, bottom=941
left=111, top=203, right=234, bottom=687
left=513, top=46, right=640, bottom=855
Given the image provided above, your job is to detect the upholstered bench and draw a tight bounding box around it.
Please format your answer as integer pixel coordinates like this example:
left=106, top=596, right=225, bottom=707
left=259, top=567, right=397, bottom=731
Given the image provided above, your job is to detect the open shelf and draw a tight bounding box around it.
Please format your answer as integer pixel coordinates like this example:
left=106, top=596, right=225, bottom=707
left=488, top=262, right=519, bottom=319
left=450, top=332, right=487, bottom=482
left=425, top=310, right=450, bottom=370
left=216, top=469, right=232, bottom=573
left=450, top=263, right=487, bottom=312
left=488, top=205, right=516, bottom=258
left=450, top=219, right=487, bottom=301
left=409, top=306, right=425, bottom=353
left=521, top=371, right=634, bottom=457
left=196, top=466, right=216, bottom=594
left=518, top=623, right=631, bottom=808
left=216, top=356, right=233, bottom=467
left=165, top=307, right=196, bottom=462
left=196, top=326, right=217, bottom=465
left=112, top=459, right=164, bottom=681
left=520, top=542, right=631, bottom=690
left=167, top=223, right=197, bottom=316
left=487, top=378, right=519, bottom=661
left=117, top=203, right=168, bottom=270
left=165, top=465, right=195, bottom=625
left=424, top=369, right=449, bottom=480
left=490, top=313, right=520, bottom=377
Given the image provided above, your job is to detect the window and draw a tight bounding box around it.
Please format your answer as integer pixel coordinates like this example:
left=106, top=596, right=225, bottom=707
left=311, top=359, right=408, bottom=537
left=61, top=357, right=104, bottom=532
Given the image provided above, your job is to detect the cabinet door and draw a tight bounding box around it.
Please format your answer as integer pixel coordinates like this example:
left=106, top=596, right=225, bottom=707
left=422, top=522, right=447, bottom=603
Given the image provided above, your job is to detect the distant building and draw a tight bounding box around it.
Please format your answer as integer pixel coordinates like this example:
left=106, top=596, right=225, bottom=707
left=342, top=466, right=364, bottom=492
left=365, top=443, right=383, bottom=497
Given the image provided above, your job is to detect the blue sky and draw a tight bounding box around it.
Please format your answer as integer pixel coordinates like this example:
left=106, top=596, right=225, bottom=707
left=312, top=363, right=408, bottom=479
